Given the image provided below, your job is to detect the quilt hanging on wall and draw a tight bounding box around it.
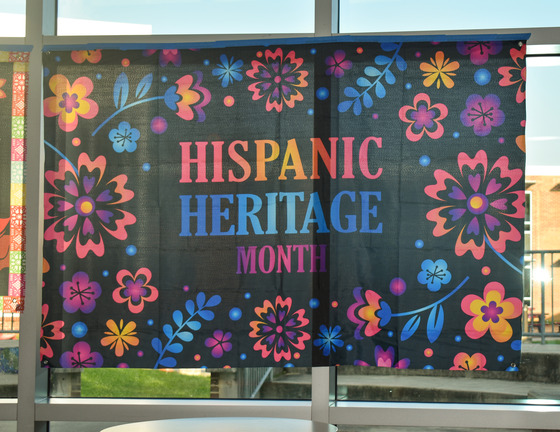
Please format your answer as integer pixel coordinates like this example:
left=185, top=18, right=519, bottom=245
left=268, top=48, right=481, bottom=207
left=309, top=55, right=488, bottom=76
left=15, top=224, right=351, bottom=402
left=42, top=36, right=527, bottom=370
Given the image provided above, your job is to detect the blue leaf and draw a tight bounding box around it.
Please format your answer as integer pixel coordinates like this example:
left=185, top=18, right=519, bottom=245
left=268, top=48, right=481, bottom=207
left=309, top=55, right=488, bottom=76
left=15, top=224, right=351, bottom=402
left=362, top=92, right=373, bottom=109
left=196, top=292, right=206, bottom=309
left=381, top=42, right=399, bottom=52
left=113, top=72, right=129, bottom=109
left=344, top=86, right=360, bottom=98
left=364, top=66, right=381, bottom=77
left=375, top=55, right=391, bottom=66
left=427, top=305, right=445, bottom=343
left=187, top=320, right=201, bottom=330
left=395, top=55, right=407, bottom=71
left=163, top=324, right=173, bottom=339
left=375, top=82, right=386, bottom=99
left=185, top=300, right=195, bottom=315
left=356, top=77, right=371, bottom=87
left=177, top=331, right=194, bottom=342
left=338, top=100, right=353, bottom=113
left=401, top=315, right=421, bottom=341
left=173, top=310, right=183, bottom=327
left=167, top=343, right=183, bottom=354
left=385, top=69, right=396, bottom=85
left=135, top=73, right=153, bottom=99
left=151, top=338, right=163, bottom=354
left=159, top=357, right=177, bottom=368
left=198, top=309, right=215, bottom=321
left=205, top=295, right=222, bottom=308
left=352, top=98, right=362, bottom=116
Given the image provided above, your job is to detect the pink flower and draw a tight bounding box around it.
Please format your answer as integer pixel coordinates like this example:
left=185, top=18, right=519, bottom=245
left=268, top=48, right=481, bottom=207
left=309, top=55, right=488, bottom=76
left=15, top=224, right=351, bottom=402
left=164, top=72, right=211, bottom=121
left=399, top=93, right=448, bottom=142
left=41, top=304, right=64, bottom=360
left=450, top=352, right=487, bottom=371
left=460, top=94, right=505, bottom=137
left=325, top=50, right=352, bottom=78
left=355, top=346, right=410, bottom=369
left=71, top=50, right=102, bottom=64
left=59, top=272, right=101, bottom=314
left=113, top=268, right=159, bottom=313
left=60, top=341, right=103, bottom=368
left=347, top=287, right=392, bottom=339
left=205, top=330, right=233, bottom=358
left=498, top=44, right=526, bottom=103
left=457, top=41, right=502, bottom=65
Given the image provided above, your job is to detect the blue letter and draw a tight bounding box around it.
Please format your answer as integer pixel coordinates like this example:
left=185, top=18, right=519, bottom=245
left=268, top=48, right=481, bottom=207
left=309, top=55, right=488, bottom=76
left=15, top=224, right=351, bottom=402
left=360, top=191, right=382, bottom=233
left=237, top=194, right=264, bottom=235
left=300, top=192, right=329, bottom=234
left=179, top=195, right=208, bottom=236
left=210, top=194, right=235, bottom=236
left=331, top=191, right=357, bottom=233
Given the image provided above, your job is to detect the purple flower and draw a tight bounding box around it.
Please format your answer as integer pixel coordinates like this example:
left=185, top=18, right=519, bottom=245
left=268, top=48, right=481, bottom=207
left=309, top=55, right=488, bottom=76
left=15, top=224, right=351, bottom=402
left=325, top=50, right=352, bottom=78
left=355, top=346, right=410, bottom=369
left=205, top=329, right=233, bottom=358
left=60, top=341, right=103, bottom=368
left=59, top=271, right=101, bottom=313
left=457, top=41, right=502, bottom=65
left=460, top=94, right=505, bottom=136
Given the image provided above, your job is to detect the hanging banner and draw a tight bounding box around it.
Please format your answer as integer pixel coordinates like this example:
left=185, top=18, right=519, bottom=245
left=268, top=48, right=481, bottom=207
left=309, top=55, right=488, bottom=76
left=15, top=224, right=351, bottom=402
left=42, top=36, right=527, bottom=370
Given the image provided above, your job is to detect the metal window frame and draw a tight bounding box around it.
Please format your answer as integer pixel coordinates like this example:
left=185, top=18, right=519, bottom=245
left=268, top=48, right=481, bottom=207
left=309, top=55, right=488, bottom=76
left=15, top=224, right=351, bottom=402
left=2, top=1, right=559, bottom=431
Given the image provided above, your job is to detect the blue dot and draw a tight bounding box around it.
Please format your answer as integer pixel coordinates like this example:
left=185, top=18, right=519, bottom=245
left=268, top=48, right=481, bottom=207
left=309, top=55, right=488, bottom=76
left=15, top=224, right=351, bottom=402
left=126, top=245, right=137, bottom=256
left=307, top=109, right=314, bottom=115
left=455, top=335, right=462, bottom=342
left=285, top=363, right=295, bottom=368
left=147, top=319, right=154, bottom=326
left=43, top=67, right=50, bottom=77
left=96, top=73, right=102, bottom=80
left=511, top=340, right=522, bottom=351
left=405, top=83, right=412, bottom=90
left=506, top=365, right=519, bottom=372
left=453, top=132, right=460, bottom=139
left=423, top=365, right=434, bottom=370
left=142, top=163, right=151, bottom=172
left=55, top=56, right=61, bottom=62
left=309, top=298, right=320, bottom=309
left=229, top=307, right=242, bottom=321
left=102, top=270, right=109, bottom=277
left=316, top=87, right=329, bottom=100
left=310, top=48, right=317, bottom=55
left=244, top=292, right=251, bottom=299
left=240, top=353, right=247, bottom=360
left=387, top=331, right=394, bottom=338
left=72, top=322, right=88, bottom=338
left=161, top=76, right=168, bottom=83
left=415, top=240, right=424, bottom=249
left=203, top=59, right=210, bottom=66
left=346, top=345, right=353, bottom=351
left=419, top=155, right=431, bottom=166
left=497, top=355, right=505, bottom=362
left=474, top=68, right=491, bottom=86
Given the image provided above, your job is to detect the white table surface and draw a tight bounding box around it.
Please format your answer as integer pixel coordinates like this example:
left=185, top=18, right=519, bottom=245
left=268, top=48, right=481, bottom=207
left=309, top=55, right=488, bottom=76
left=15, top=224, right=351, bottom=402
left=101, top=417, right=337, bottom=432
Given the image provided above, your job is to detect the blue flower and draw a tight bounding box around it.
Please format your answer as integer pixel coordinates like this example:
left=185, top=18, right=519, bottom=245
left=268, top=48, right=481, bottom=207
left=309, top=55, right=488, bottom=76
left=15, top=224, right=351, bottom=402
left=313, top=325, right=344, bottom=356
left=212, top=54, right=243, bottom=88
left=109, top=121, right=140, bottom=153
left=417, top=259, right=452, bottom=292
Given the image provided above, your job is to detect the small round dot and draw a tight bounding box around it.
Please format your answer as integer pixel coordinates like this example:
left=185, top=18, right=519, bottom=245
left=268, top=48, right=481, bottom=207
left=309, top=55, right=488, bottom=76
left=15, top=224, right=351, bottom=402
left=142, top=163, right=151, bottom=172
left=203, top=59, right=210, bottom=66
left=331, top=301, right=338, bottom=308
left=117, top=363, right=129, bottom=368
left=96, top=73, right=102, bottom=80
left=285, top=363, right=294, bottom=368
left=229, top=307, right=242, bottom=321
left=137, top=351, right=144, bottom=357
left=497, top=355, right=505, bottom=362
left=60, top=264, right=66, bottom=271
left=310, top=48, right=317, bottom=55
left=194, top=354, right=201, bottom=361
left=455, top=335, right=462, bottom=342
left=511, top=340, right=522, bottom=351
left=521, top=120, right=526, bottom=127
left=498, top=137, right=505, bottom=144
left=224, top=365, right=231, bottom=369
left=183, top=285, right=189, bottom=292
left=240, top=353, right=247, bottom=360
left=161, top=76, right=168, bottom=83
left=482, top=266, right=491, bottom=275
left=126, top=245, right=137, bottom=256
left=387, top=331, right=394, bottom=337
left=121, top=58, right=130, bottom=67
left=293, top=353, right=300, bottom=359
left=102, top=270, right=109, bottom=277
left=405, top=83, right=412, bottom=90
left=244, top=292, right=251, bottom=299
left=147, top=319, right=154, bottom=326
left=415, top=51, right=421, bottom=58
left=55, top=56, right=61, bottom=62
left=424, top=365, right=434, bottom=370
left=151, top=116, right=168, bottom=134
left=72, top=137, right=81, bottom=147
left=390, top=277, right=406, bottom=296
left=309, top=298, right=320, bottom=309
left=506, top=365, right=519, bottom=372
left=316, top=87, right=329, bottom=100
left=424, top=348, right=433, bottom=358
left=256, top=51, right=263, bottom=58
left=419, top=155, right=431, bottom=166
left=474, top=68, right=491, bottom=86
left=372, top=113, right=379, bottom=120
left=415, top=239, right=424, bottom=249
left=224, top=96, right=235, bottom=107
left=43, top=67, right=50, bottom=77
left=346, top=345, right=353, bottom=351
left=453, top=131, right=460, bottom=139
left=72, top=322, right=88, bottom=338
left=307, top=109, right=314, bottom=115
left=356, top=47, right=364, bottom=54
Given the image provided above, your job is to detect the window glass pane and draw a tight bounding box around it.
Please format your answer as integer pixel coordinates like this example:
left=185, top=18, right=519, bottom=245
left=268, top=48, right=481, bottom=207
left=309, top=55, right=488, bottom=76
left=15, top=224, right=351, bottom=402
left=340, top=0, right=560, bottom=33
left=57, top=0, right=314, bottom=36
left=0, top=0, right=25, bottom=37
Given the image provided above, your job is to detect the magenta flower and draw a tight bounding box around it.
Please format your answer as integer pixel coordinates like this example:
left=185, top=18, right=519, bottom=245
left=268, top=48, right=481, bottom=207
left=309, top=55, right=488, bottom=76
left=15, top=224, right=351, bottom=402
left=164, top=72, right=211, bottom=121
left=457, top=41, right=502, bottom=65
left=60, top=341, right=103, bottom=368
left=143, top=49, right=181, bottom=67
left=460, top=94, right=504, bottom=137
left=399, top=93, right=448, bottom=142
left=41, top=304, right=64, bottom=360
left=205, top=330, right=233, bottom=358
left=113, top=268, right=159, bottom=313
left=59, top=271, right=102, bottom=314
left=355, top=346, right=410, bottom=369
left=325, top=50, right=352, bottom=78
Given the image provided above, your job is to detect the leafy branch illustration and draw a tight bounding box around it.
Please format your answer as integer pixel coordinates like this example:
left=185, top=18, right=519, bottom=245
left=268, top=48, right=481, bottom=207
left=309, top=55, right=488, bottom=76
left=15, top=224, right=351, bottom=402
left=152, top=292, right=221, bottom=368
left=338, top=42, right=407, bottom=115
left=92, top=72, right=163, bottom=136
left=392, top=276, right=469, bottom=343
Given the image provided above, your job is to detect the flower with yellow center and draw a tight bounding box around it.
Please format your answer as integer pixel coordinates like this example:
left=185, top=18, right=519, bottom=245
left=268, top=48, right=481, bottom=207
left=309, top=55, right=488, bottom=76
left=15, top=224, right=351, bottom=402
left=420, top=51, right=460, bottom=89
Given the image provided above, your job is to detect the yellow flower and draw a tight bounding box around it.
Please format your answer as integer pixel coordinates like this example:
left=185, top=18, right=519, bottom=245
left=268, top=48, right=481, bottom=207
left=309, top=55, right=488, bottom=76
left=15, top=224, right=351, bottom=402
left=100, top=319, right=139, bottom=357
left=420, top=51, right=459, bottom=89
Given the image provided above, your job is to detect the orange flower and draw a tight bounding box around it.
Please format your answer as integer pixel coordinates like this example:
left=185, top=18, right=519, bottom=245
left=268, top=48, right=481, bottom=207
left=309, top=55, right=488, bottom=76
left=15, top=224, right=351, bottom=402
left=420, top=51, right=459, bottom=89
left=450, top=352, right=487, bottom=371
left=101, top=319, right=139, bottom=357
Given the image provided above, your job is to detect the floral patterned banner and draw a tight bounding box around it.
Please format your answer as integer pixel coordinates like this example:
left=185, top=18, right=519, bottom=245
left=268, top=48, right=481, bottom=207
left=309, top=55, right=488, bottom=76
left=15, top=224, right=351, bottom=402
left=42, top=36, right=527, bottom=371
